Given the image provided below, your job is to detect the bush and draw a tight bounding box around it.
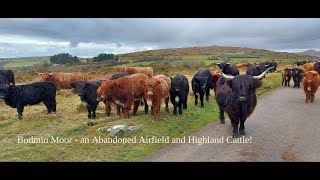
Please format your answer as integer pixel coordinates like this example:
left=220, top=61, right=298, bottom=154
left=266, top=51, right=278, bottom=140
left=50, top=53, right=79, bottom=64
left=93, top=53, right=114, bottom=62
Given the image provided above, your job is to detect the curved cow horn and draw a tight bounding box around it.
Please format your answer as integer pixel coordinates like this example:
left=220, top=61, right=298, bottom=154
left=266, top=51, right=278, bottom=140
left=265, top=63, right=271, bottom=67
left=216, top=66, right=234, bottom=80
left=252, top=67, right=273, bottom=80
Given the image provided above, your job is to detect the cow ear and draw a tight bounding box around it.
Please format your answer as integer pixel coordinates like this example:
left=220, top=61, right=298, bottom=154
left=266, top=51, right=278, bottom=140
left=193, top=77, right=199, bottom=83
left=301, top=73, right=305, bottom=77
left=49, top=73, right=53, bottom=76
left=70, top=83, right=76, bottom=88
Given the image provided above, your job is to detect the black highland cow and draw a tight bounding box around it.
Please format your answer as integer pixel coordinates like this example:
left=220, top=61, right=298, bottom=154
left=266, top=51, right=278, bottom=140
left=0, top=82, right=56, bottom=120
left=215, top=66, right=273, bottom=138
left=192, top=69, right=213, bottom=108
left=170, top=75, right=189, bottom=115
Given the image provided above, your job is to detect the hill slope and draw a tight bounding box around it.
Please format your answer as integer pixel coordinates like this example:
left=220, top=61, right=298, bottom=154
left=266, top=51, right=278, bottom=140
left=118, top=46, right=319, bottom=61
left=297, top=50, right=320, bottom=57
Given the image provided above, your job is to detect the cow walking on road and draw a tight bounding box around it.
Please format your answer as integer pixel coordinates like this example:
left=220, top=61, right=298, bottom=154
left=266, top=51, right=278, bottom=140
left=216, top=66, right=273, bottom=138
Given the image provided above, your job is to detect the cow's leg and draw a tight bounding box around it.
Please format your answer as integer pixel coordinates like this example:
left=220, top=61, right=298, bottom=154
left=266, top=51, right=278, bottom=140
left=200, top=93, right=204, bottom=108
left=87, top=107, right=92, bottom=119
left=194, top=93, right=198, bottom=106
left=183, top=99, right=187, bottom=109
left=43, top=100, right=52, bottom=113
left=17, top=106, right=24, bottom=120
left=206, top=88, right=210, bottom=102
left=151, top=107, right=154, bottom=116
left=173, top=104, right=177, bottom=115
left=305, top=94, right=310, bottom=103
left=311, top=94, right=315, bottom=103
left=52, top=98, right=57, bottom=113
left=91, top=105, right=97, bottom=119
left=287, top=79, right=290, bottom=87
left=165, top=97, right=169, bottom=113
left=124, top=105, right=131, bottom=119
left=219, top=106, right=225, bottom=124
left=239, top=118, right=246, bottom=135
left=154, top=105, right=161, bottom=121
left=116, top=105, right=121, bottom=115
left=144, top=98, right=148, bottom=114
left=178, top=103, right=182, bottom=115
left=105, top=102, right=111, bottom=116
left=282, top=79, right=284, bottom=85
left=232, top=118, right=240, bottom=138
left=133, top=100, right=140, bottom=116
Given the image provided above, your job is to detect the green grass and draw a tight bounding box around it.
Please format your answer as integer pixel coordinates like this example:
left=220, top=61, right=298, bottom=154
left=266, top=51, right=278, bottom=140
left=2, top=59, right=46, bottom=68
left=0, top=71, right=281, bottom=162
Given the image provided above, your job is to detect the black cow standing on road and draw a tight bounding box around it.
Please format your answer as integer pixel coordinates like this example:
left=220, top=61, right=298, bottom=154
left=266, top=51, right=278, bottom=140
left=170, top=75, right=189, bottom=115
left=215, top=66, right=273, bottom=138
left=192, top=69, right=213, bottom=108
left=292, top=68, right=303, bottom=88
left=282, top=68, right=293, bottom=87
left=0, top=82, right=56, bottom=120
left=0, top=70, right=15, bottom=85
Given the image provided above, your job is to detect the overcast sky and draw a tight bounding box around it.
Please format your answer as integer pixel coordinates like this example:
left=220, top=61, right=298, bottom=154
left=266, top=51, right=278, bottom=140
left=1, top=18, right=320, bottom=58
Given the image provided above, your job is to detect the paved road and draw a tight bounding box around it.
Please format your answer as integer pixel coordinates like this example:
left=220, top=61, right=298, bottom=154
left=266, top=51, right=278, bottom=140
left=144, top=83, right=320, bottom=162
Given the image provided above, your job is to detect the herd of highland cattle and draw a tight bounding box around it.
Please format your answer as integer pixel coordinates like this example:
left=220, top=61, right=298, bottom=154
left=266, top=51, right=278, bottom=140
left=0, top=60, right=320, bottom=137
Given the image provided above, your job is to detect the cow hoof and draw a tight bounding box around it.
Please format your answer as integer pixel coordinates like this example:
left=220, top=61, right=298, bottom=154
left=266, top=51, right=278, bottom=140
left=233, top=133, right=240, bottom=138
left=240, top=129, right=246, bottom=135
left=220, top=120, right=225, bottom=124
left=87, top=122, right=94, bottom=126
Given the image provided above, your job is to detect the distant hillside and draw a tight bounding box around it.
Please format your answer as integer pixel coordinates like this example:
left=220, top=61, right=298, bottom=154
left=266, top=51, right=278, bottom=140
left=297, top=50, right=320, bottom=57
left=0, top=56, right=50, bottom=61
left=117, top=45, right=319, bottom=61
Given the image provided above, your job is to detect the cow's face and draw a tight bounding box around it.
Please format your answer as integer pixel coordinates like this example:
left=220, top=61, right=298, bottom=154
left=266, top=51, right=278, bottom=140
left=227, top=75, right=262, bottom=103
left=96, top=86, right=104, bottom=101
left=38, top=73, right=53, bottom=81
left=71, top=81, right=88, bottom=96
left=96, top=81, right=112, bottom=101
left=0, top=84, right=10, bottom=99
left=171, top=79, right=182, bottom=95
left=284, top=68, right=292, bottom=79
left=142, top=79, right=160, bottom=96
left=302, top=71, right=319, bottom=91
left=217, top=63, right=230, bottom=72
left=292, top=68, right=302, bottom=77
left=194, top=77, right=208, bottom=92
